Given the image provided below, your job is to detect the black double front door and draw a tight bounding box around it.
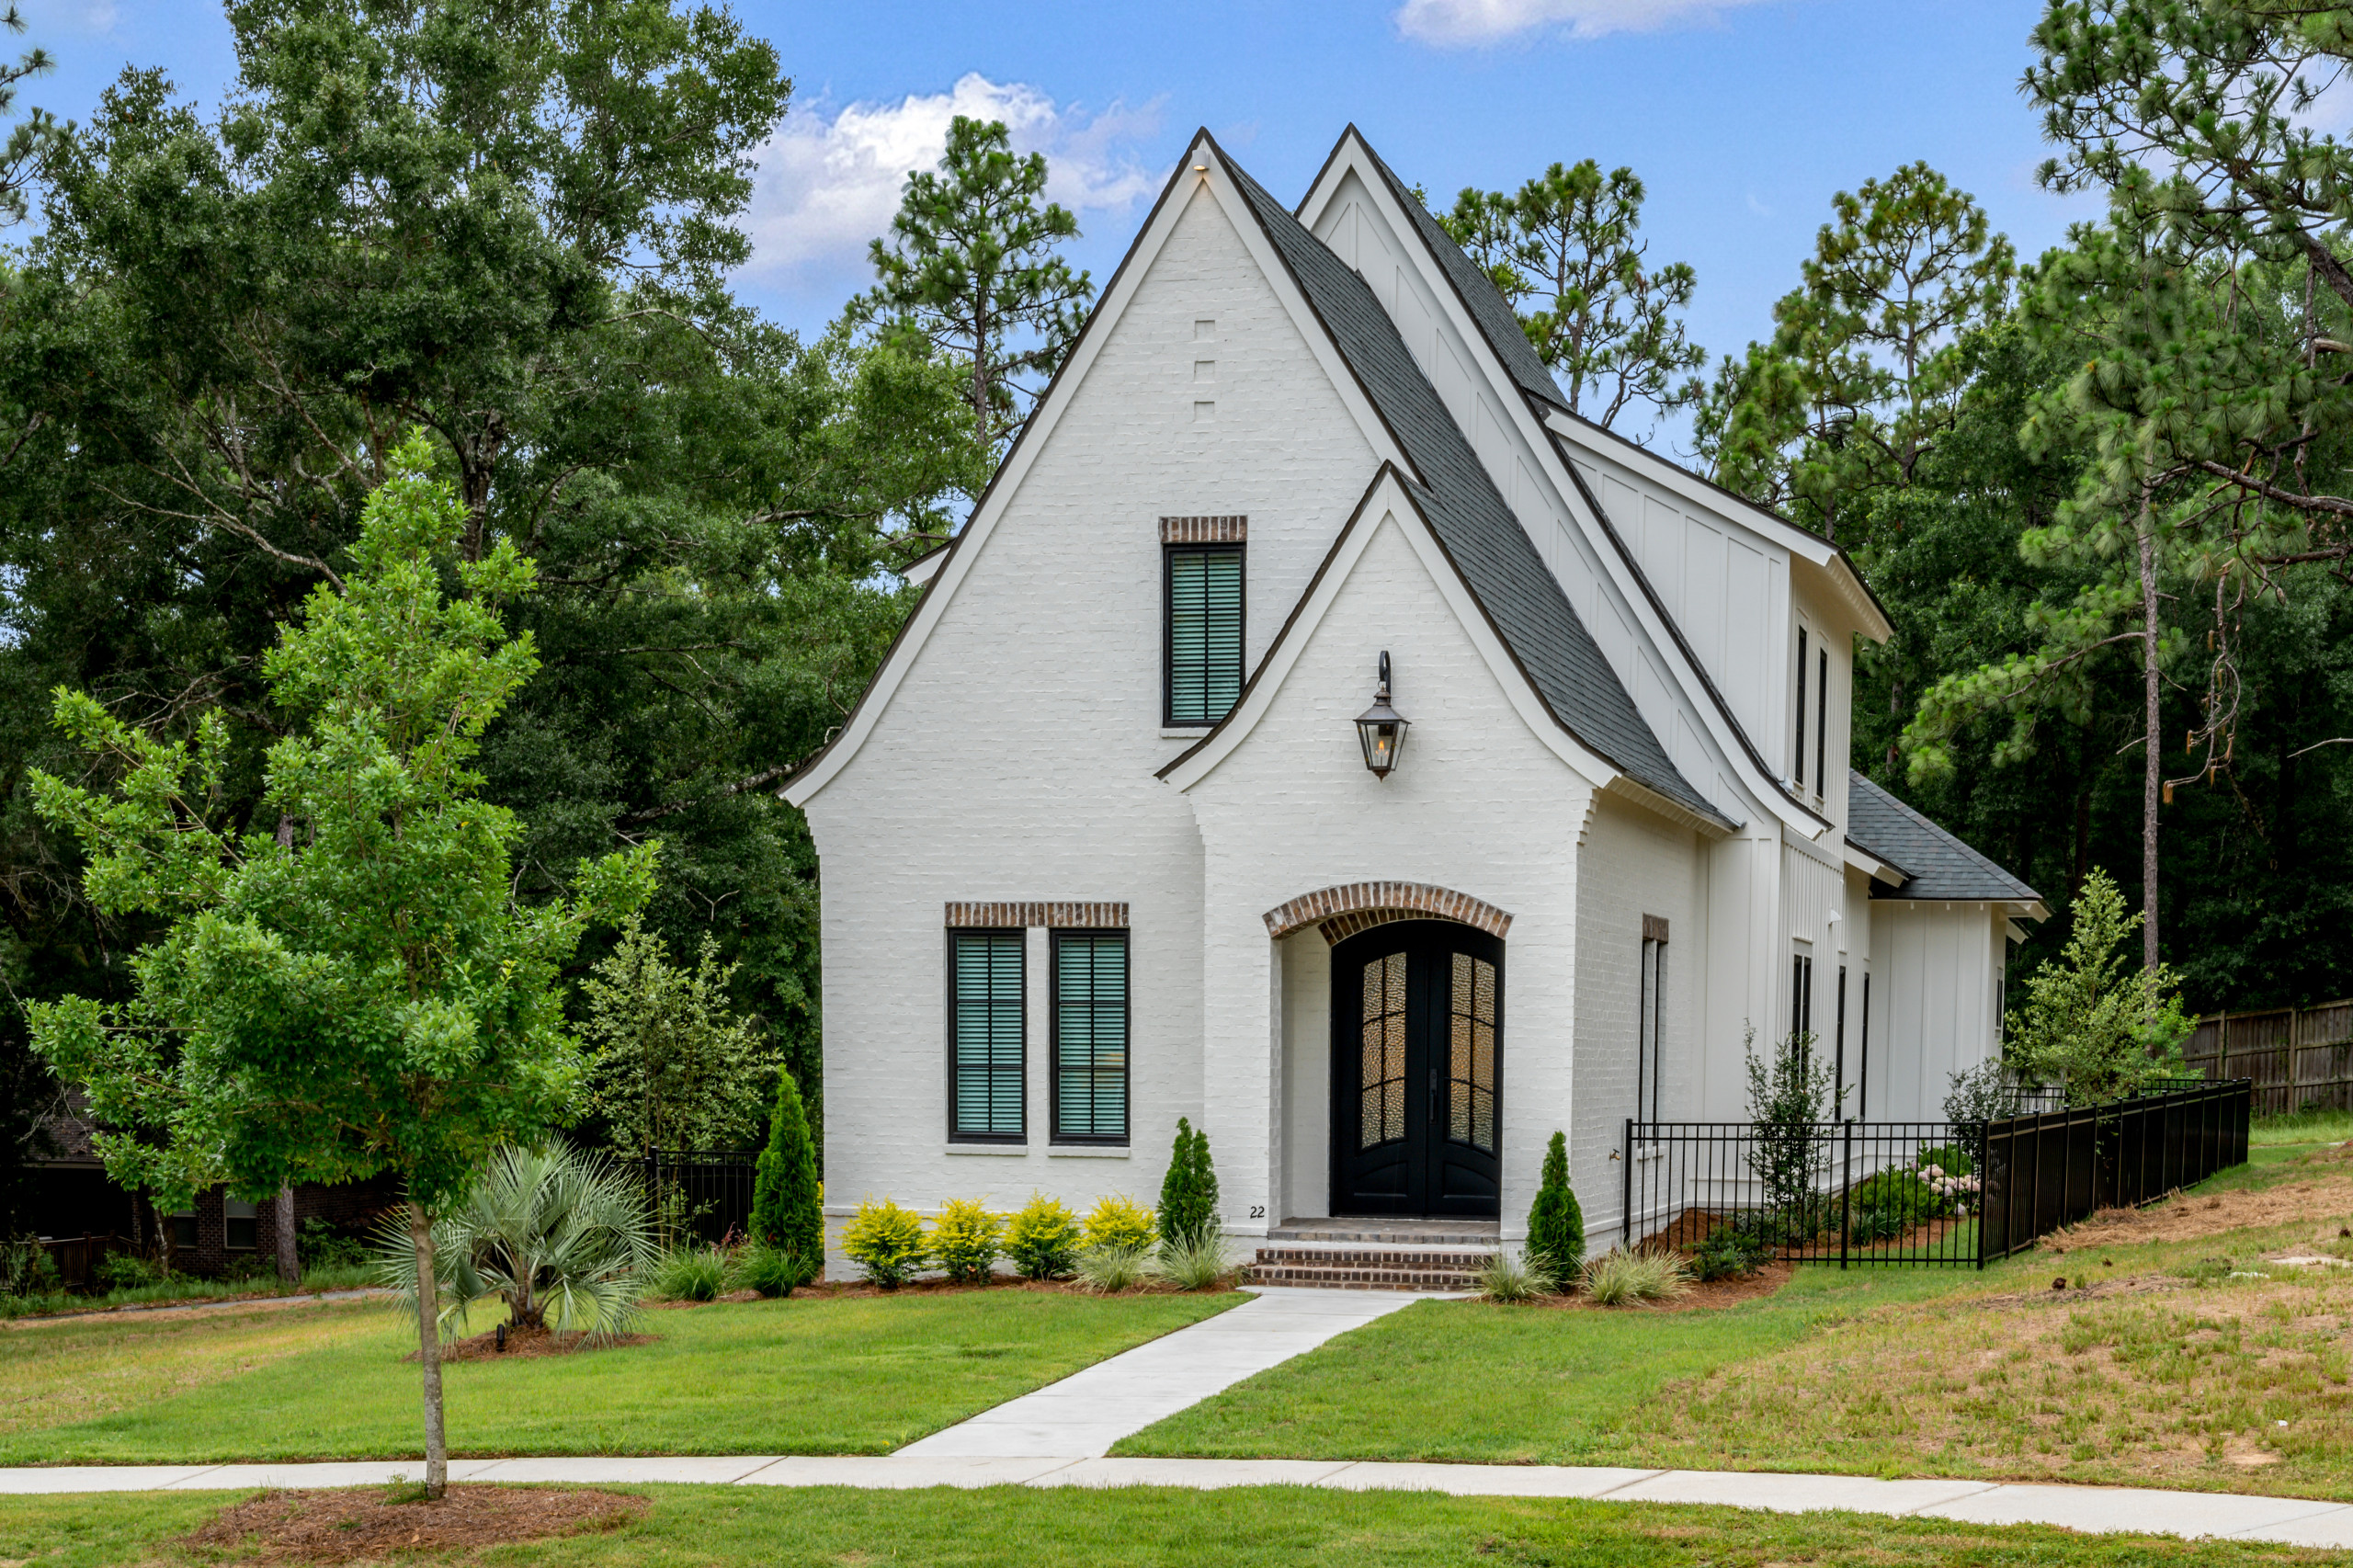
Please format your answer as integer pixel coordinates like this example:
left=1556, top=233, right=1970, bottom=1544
left=1329, top=920, right=1503, bottom=1219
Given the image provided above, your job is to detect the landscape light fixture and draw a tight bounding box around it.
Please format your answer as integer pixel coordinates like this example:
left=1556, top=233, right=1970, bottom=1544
left=1355, top=651, right=1409, bottom=778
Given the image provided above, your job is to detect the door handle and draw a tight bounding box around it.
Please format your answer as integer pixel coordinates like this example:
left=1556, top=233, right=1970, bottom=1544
left=1429, top=1067, right=1440, bottom=1120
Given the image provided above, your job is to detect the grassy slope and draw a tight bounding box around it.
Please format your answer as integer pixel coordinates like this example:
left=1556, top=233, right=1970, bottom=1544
left=1122, top=1147, right=2353, bottom=1499
left=4, top=1484, right=2340, bottom=1568
left=1, top=1290, right=1237, bottom=1465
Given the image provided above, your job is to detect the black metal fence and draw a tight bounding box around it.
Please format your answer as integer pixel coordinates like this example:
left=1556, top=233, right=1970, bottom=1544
left=1623, top=1078, right=2251, bottom=1270
left=1977, top=1077, right=2250, bottom=1262
left=637, top=1149, right=761, bottom=1247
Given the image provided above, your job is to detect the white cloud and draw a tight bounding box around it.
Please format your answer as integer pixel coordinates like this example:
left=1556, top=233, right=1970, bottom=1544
left=1395, top=0, right=1774, bottom=47
left=744, top=73, right=1162, bottom=281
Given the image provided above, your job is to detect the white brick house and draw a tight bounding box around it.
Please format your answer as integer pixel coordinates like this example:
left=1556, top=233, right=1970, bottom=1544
left=782, top=128, right=2045, bottom=1247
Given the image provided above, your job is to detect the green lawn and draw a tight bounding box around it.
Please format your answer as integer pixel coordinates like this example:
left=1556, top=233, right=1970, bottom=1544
left=3, top=1483, right=2338, bottom=1568
left=0, top=1288, right=1238, bottom=1465
left=1121, top=1150, right=2353, bottom=1501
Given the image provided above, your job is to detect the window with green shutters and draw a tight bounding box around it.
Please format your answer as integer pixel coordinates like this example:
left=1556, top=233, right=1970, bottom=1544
left=1051, top=931, right=1129, bottom=1142
left=948, top=931, right=1025, bottom=1141
left=1165, top=545, right=1244, bottom=725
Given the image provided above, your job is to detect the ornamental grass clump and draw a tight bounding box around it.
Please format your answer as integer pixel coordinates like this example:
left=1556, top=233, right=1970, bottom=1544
left=1474, top=1249, right=1555, bottom=1303
left=841, top=1198, right=928, bottom=1289
left=1074, top=1243, right=1154, bottom=1294
left=1080, top=1194, right=1155, bottom=1254
left=1155, top=1231, right=1232, bottom=1291
left=649, top=1244, right=729, bottom=1302
left=930, top=1198, right=1005, bottom=1285
left=733, top=1243, right=816, bottom=1299
left=1003, top=1193, right=1083, bottom=1280
left=1581, top=1247, right=1692, bottom=1307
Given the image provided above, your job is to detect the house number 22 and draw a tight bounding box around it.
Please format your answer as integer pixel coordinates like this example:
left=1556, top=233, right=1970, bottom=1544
left=1247, top=1206, right=1266, bottom=1219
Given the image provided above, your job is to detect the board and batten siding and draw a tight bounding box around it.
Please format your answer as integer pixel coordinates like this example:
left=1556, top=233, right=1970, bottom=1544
left=1868, top=903, right=2006, bottom=1122
left=797, top=179, right=1382, bottom=1265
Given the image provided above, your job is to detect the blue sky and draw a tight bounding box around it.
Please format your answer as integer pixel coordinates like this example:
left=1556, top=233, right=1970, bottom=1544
left=16, top=0, right=2097, bottom=444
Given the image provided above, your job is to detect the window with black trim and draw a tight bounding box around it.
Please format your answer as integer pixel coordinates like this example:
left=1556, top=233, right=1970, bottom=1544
left=948, top=930, right=1025, bottom=1142
left=1790, top=948, right=1814, bottom=1049
left=1815, top=644, right=1829, bottom=797
left=1051, top=930, right=1129, bottom=1143
left=1165, top=544, right=1244, bottom=725
left=1793, top=626, right=1809, bottom=790
left=225, top=1196, right=258, bottom=1251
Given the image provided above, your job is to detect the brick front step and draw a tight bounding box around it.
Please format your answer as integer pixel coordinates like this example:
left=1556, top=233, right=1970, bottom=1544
left=1248, top=1244, right=1494, bottom=1291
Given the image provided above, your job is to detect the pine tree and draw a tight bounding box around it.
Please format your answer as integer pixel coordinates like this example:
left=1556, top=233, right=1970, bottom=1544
left=750, top=1068, right=823, bottom=1267
left=1525, top=1131, right=1585, bottom=1278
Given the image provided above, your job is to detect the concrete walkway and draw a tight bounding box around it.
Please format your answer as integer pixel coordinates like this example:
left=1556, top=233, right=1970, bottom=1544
left=8, top=1456, right=2353, bottom=1547
left=896, top=1286, right=1426, bottom=1459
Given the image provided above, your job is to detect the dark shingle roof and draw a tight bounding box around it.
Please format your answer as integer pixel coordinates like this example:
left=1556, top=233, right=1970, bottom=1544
left=1222, top=153, right=1721, bottom=824
left=1349, top=140, right=1569, bottom=415
left=1847, top=772, right=2041, bottom=903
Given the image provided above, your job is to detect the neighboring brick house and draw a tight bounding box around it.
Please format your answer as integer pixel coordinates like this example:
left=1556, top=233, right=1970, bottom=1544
left=784, top=127, right=2045, bottom=1255
left=31, top=1092, right=399, bottom=1277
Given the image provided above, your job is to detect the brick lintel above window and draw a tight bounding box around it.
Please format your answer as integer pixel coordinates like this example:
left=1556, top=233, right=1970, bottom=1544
left=1159, top=515, right=1246, bottom=544
left=945, top=902, right=1130, bottom=929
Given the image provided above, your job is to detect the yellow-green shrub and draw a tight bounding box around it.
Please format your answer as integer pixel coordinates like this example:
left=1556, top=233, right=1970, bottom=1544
left=1003, top=1192, right=1082, bottom=1279
left=1080, top=1193, right=1155, bottom=1254
left=930, top=1197, right=1005, bottom=1285
left=841, top=1197, right=928, bottom=1289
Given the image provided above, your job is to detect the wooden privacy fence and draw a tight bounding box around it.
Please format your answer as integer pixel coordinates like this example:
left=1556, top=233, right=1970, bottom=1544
left=2184, top=1001, right=2353, bottom=1115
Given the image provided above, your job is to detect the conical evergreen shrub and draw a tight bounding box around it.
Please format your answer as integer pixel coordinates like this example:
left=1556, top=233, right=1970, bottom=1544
left=750, top=1069, right=823, bottom=1269
left=1156, top=1118, right=1220, bottom=1248
left=1526, top=1130, right=1584, bottom=1280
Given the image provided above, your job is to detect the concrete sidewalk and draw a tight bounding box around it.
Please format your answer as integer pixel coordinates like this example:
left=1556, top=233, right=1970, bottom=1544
left=6, top=1455, right=2352, bottom=1547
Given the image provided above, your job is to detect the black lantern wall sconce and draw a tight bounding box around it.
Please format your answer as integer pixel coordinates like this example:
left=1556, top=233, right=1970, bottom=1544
left=1355, top=651, right=1409, bottom=778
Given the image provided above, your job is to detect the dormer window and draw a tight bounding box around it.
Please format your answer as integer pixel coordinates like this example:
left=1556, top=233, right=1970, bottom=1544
left=1162, top=516, right=1247, bottom=727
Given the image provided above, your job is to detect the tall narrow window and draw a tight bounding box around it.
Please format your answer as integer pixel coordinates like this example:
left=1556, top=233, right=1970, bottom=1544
left=1052, top=931, right=1129, bottom=1143
left=1165, top=545, right=1244, bottom=725
left=1790, top=949, right=1813, bottom=1050
left=1793, top=627, right=1810, bottom=790
left=224, top=1196, right=258, bottom=1251
left=1833, top=964, right=1849, bottom=1119
left=1815, top=646, right=1829, bottom=797
left=949, top=930, right=1025, bottom=1142
left=1637, top=916, right=1668, bottom=1123
left=1858, top=971, right=1871, bottom=1119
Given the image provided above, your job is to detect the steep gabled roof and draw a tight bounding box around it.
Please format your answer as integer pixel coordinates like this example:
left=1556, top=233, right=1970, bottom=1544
left=1847, top=771, right=2041, bottom=903
left=1219, top=147, right=1721, bottom=824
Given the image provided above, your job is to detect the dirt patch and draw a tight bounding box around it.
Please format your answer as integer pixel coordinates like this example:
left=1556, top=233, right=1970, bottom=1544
left=183, top=1485, right=645, bottom=1563
left=404, top=1324, right=657, bottom=1362
left=4, top=1289, right=393, bottom=1331
left=2042, top=1172, right=2353, bottom=1252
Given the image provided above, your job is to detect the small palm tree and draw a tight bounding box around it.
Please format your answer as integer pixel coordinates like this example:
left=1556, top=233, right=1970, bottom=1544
left=378, top=1143, right=654, bottom=1342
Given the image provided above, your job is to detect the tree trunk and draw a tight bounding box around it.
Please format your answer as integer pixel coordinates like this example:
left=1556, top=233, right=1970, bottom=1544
left=2137, top=504, right=2162, bottom=975
left=276, top=1184, right=299, bottom=1287
left=408, top=1200, right=449, bottom=1499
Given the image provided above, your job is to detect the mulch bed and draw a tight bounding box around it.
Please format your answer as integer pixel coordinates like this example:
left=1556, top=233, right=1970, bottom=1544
left=404, top=1323, right=657, bottom=1362
left=1512, top=1261, right=1793, bottom=1312
left=183, top=1485, right=645, bottom=1563
left=647, top=1277, right=1244, bottom=1305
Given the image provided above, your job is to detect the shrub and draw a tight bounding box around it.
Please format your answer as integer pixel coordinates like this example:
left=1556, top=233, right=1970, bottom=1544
left=1156, top=1232, right=1231, bottom=1291
left=1581, top=1248, right=1691, bottom=1306
left=1744, top=1025, right=1830, bottom=1228
left=1689, top=1224, right=1768, bottom=1282
left=842, top=1197, right=929, bottom=1289
left=750, top=1068, right=824, bottom=1269
left=92, top=1252, right=165, bottom=1292
left=1942, top=1060, right=2020, bottom=1140
left=0, top=1234, right=59, bottom=1298
left=297, top=1217, right=369, bottom=1270
left=1848, top=1167, right=1942, bottom=1227
left=930, top=1198, right=1005, bottom=1285
left=2005, top=869, right=2193, bottom=1105
left=1156, top=1118, right=1220, bottom=1249
left=1475, top=1249, right=1554, bottom=1302
left=1080, top=1194, right=1155, bottom=1254
left=1002, top=1193, right=1083, bottom=1280
left=649, top=1245, right=730, bottom=1302
left=1916, top=1143, right=1974, bottom=1178
left=374, top=1142, right=654, bottom=1339
left=733, top=1244, right=815, bottom=1299
left=1525, top=1131, right=1584, bottom=1277
left=1074, top=1242, right=1154, bottom=1293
